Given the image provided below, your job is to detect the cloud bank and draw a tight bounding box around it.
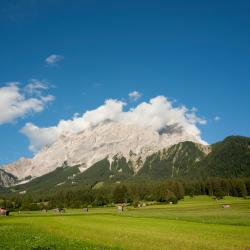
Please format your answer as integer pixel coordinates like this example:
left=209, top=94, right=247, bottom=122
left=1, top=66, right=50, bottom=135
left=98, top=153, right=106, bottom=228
left=0, top=81, right=54, bottom=125
left=21, top=96, right=207, bottom=152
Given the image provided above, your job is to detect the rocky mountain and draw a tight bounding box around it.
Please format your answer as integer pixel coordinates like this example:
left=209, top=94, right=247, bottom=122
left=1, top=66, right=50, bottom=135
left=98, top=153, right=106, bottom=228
left=1, top=120, right=249, bottom=191
left=2, top=121, right=203, bottom=180
left=0, top=169, right=17, bottom=187
left=7, top=136, right=250, bottom=194
left=9, top=142, right=208, bottom=193
left=3, top=158, right=32, bottom=181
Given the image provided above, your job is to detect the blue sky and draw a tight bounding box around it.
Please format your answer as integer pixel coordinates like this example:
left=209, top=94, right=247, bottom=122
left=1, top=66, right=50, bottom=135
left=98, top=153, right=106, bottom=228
left=0, top=0, right=249, bottom=164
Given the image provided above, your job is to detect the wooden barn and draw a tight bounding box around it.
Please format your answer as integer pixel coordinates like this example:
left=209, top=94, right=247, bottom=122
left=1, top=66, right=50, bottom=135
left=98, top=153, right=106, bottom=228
left=0, top=208, right=9, bottom=216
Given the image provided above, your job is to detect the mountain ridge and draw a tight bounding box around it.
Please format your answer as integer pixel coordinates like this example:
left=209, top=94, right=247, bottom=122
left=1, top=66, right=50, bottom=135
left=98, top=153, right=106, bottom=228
left=2, top=135, right=250, bottom=194
left=1, top=120, right=249, bottom=192
left=3, top=121, right=204, bottom=180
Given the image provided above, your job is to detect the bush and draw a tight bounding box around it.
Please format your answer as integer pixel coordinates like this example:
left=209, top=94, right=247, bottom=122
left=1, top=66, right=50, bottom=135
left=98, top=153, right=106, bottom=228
left=132, top=200, right=140, bottom=208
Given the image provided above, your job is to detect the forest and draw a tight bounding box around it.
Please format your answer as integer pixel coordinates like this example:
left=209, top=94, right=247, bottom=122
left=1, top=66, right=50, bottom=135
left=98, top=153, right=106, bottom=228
left=1, top=177, right=250, bottom=211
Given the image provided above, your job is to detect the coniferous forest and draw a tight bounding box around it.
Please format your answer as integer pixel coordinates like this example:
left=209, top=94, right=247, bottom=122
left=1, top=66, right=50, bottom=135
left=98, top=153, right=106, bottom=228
left=1, top=177, right=250, bottom=211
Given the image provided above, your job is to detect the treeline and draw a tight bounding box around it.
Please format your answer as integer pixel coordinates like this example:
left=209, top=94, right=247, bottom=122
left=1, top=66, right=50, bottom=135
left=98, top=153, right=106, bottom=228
left=1, top=177, right=250, bottom=211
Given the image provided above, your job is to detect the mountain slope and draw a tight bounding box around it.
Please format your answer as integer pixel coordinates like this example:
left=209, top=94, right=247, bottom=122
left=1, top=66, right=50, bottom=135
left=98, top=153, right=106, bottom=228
left=74, top=155, right=135, bottom=186
left=9, top=142, right=209, bottom=193
left=11, top=156, right=136, bottom=193
left=3, top=158, right=32, bottom=180
left=12, top=165, right=80, bottom=193
left=3, top=136, right=250, bottom=193
left=138, top=141, right=209, bottom=179
left=0, top=169, right=17, bottom=187
left=3, top=121, right=202, bottom=180
left=198, top=136, right=250, bottom=178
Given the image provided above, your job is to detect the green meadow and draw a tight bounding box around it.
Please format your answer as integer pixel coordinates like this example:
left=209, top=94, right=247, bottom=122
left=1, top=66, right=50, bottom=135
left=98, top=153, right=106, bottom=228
left=1, top=196, right=250, bottom=250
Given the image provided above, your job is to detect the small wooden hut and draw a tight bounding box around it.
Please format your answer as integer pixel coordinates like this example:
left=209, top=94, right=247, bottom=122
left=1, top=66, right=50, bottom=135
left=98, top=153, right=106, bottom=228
left=0, top=208, right=9, bottom=216
left=222, top=204, right=230, bottom=209
left=83, top=207, right=88, bottom=213
left=53, top=208, right=65, bottom=213
left=117, top=204, right=124, bottom=212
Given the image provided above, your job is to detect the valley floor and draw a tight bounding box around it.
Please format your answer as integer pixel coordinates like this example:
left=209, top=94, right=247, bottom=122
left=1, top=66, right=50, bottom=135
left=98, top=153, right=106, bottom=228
left=0, top=196, right=250, bottom=250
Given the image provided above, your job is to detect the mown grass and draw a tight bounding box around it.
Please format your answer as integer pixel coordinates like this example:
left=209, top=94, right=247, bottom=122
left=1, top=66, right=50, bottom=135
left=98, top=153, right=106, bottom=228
left=0, top=223, right=119, bottom=250
left=1, top=196, right=250, bottom=250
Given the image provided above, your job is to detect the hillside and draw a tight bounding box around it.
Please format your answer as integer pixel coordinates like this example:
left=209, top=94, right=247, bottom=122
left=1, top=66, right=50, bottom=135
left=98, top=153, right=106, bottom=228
left=198, top=136, right=250, bottom=178
left=10, top=157, right=135, bottom=193
left=138, top=141, right=209, bottom=179
left=11, top=165, right=80, bottom=193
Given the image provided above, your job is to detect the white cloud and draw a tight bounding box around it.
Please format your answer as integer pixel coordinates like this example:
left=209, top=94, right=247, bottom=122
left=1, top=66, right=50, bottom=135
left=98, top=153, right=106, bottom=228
left=129, top=91, right=142, bottom=101
left=214, top=116, right=221, bottom=121
left=21, top=123, right=60, bottom=152
left=0, top=82, right=54, bottom=125
left=45, top=54, right=64, bottom=66
left=21, top=95, right=207, bottom=152
left=25, top=79, right=49, bottom=95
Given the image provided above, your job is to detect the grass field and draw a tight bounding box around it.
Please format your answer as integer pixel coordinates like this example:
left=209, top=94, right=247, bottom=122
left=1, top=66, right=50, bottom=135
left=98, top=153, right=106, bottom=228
left=1, top=196, right=250, bottom=250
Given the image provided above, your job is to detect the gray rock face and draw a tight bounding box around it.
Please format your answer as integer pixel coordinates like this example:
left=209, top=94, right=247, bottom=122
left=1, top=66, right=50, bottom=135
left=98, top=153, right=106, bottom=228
left=3, top=157, right=32, bottom=181
left=0, top=169, right=17, bottom=187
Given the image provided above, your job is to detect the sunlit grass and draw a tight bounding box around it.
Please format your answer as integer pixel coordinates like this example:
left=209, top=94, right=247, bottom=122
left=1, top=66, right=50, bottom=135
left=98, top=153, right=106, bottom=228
left=1, top=196, right=250, bottom=250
